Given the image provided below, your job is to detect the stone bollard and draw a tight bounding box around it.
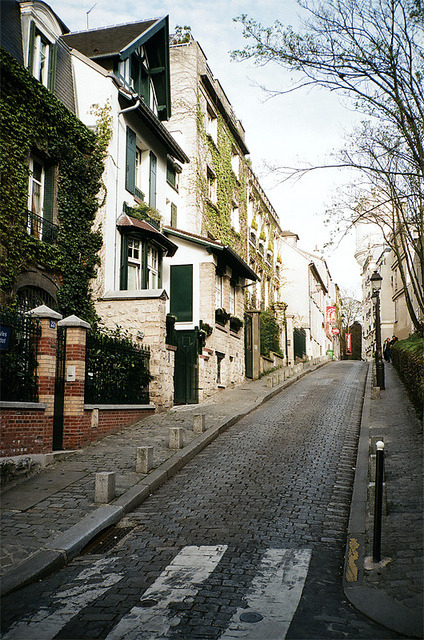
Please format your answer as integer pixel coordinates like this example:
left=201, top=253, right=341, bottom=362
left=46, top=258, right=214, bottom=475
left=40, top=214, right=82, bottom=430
left=193, top=414, right=205, bottom=434
left=94, top=472, right=115, bottom=503
left=371, top=386, right=381, bottom=399
left=136, top=446, right=153, bottom=474
left=267, top=377, right=273, bottom=388
left=169, top=427, right=183, bottom=449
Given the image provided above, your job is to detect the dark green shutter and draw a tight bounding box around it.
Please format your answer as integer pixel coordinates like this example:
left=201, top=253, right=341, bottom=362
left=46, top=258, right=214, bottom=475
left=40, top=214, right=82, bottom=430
left=42, top=165, right=55, bottom=242
left=48, top=44, right=57, bottom=92
left=158, top=253, right=163, bottom=288
left=142, top=242, right=148, bottom=289
left=170, top=264, right=193, bottom=322
left=149, top=152, right=157, bottom=208
left=43, top=165, right=55, bottom=223
left=120, top=234, right=129, bottom=290
left=171, top=203, right=177, bottom=227
left=27, top=21, right=36, bottom=73
left=125, top=127, right=136, bottom=194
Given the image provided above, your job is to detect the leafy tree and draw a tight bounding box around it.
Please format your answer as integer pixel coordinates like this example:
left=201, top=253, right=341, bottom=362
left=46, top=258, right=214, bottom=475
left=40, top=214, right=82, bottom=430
left=233, top=0, right=424, bottom=334
left=260, top=308, right=282, bottom=356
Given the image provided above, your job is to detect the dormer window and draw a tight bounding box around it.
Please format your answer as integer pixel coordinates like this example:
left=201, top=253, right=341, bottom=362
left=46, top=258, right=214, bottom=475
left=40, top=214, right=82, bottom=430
left=27, top=23, right=56, bottom=90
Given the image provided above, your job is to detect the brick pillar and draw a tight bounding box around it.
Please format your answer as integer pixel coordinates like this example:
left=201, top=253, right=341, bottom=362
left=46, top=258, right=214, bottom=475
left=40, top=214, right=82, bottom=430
left=58, top=315, right=90, bottom=450
left=26, top=305, right=63, bottom=451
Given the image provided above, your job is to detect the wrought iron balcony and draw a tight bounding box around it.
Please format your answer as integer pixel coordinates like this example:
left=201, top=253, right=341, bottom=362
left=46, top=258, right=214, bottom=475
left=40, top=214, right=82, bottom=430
left=27, top=210, right=59, bottom=244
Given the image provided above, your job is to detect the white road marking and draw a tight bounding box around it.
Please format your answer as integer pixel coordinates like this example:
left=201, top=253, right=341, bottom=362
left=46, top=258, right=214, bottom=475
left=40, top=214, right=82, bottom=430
left=105, top=545, right=228, bottom=640
left=3, top=557, right=123, bottom=640
left=219, top=548, right=312, bottom=640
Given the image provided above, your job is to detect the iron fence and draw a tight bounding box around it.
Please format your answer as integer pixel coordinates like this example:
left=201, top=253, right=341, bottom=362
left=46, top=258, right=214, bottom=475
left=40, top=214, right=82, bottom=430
left=85, top=328, right=151, bottom=404
left=27, top=210, right=59, bottom=244
left=0, top=308, right=41, bottom=402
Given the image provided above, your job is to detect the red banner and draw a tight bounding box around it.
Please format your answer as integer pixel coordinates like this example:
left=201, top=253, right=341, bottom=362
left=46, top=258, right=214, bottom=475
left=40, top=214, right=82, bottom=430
left=346, top=333, right=352, bottom=354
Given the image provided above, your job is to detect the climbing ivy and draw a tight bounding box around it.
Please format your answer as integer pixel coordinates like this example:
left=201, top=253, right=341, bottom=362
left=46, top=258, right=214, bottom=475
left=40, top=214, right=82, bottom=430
left=0, top=49, right=104, bottom=324
left=196, top=97, right=247, bottom=259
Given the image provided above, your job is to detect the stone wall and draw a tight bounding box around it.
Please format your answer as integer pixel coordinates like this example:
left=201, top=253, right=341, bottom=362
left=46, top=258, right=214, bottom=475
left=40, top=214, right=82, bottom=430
left=96, top=291, right=174, bottom=410
left=197, top=262, right=246, bottom=401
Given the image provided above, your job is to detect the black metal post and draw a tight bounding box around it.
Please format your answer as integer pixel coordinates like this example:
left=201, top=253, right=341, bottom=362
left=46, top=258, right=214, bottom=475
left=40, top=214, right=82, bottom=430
left=374, top=292, right=385, bottom=390
left=373, top=441, right=385, bottom=562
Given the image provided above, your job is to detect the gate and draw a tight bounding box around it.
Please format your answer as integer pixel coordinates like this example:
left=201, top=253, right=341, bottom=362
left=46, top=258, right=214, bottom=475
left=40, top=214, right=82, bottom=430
left=52, top=326, right=66, bottom=450
left=173, top=330, right=199, bottom=404
left=244, top=313, right=253, bottom=378
left=293, top=327, right=306, bottom=360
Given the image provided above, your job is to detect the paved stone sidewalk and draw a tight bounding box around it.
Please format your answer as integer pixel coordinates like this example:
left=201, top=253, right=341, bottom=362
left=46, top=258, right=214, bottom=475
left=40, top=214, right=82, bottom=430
left=344, top=362, right=423, bottom=638
left=0, top=360, right=321, bottom=593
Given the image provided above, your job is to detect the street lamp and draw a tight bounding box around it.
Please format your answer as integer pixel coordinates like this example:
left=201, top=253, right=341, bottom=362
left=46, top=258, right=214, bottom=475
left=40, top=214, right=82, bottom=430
left=370, top=270, right=385, bottom=390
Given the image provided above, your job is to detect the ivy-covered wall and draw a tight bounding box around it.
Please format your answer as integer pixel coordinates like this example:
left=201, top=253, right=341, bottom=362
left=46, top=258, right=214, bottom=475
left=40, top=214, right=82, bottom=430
left=196, top=98, right=247, bottom=261
left=0, top=48, right=104, bottom=323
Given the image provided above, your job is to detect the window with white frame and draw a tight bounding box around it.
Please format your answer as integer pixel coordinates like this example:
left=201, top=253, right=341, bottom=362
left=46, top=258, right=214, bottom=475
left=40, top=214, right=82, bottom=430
left=231, top=204, right=240, bottom=233
left=127, top=237, right=142, bottom=290
left=207, top=167, right=217, bottom=204
left=215, top=271, right=223, bottom=308
left=229, top=283, right=236, bottom=315
left=28, top=157, right=44, bottom=217
left=231, top=146, right=239, bottom=178
left=147, top=245, right=159, bottom=288
left=135, top=146, right=145, bottom=199
left=206, top=105, right=218, bottom=144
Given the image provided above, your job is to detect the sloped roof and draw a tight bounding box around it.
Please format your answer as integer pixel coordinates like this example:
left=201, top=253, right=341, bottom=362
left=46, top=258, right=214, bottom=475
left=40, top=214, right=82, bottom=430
left=117, top=214, right=178, bottom=256
left=62, top=19, right=159, bottom=59
left=164, top=227, right=258, bottom=281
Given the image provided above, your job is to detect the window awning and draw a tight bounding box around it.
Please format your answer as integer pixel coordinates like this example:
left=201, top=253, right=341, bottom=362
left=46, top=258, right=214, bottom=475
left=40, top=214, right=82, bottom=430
left=117, top=214, right=178, bottom=256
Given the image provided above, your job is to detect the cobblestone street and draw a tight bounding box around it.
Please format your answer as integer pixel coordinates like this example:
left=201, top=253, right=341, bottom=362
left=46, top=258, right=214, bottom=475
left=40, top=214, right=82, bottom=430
left=1, top=363, right=405, bottom=638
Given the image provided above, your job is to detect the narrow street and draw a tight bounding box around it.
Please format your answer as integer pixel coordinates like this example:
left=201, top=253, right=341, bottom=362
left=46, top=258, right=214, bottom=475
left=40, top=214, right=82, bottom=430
left=1, top=362, right=401, bottom=639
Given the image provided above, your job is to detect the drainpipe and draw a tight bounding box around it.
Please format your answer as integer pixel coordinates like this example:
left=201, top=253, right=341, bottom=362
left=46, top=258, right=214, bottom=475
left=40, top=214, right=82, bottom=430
left=118, top=99, right=141, bottom=116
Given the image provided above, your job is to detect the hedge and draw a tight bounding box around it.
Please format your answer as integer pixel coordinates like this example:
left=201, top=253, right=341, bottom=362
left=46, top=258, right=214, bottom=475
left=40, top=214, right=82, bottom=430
left=391, top=334, right=424, bottom=422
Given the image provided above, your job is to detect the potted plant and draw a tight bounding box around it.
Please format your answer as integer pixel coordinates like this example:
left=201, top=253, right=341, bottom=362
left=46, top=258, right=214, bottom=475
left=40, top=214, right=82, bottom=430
left=230, top=315, right=244, bottom=333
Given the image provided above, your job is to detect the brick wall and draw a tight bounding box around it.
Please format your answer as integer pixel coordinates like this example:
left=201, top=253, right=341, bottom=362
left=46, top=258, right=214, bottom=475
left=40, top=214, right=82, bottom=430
left=0, top=407, right=49, bottom=456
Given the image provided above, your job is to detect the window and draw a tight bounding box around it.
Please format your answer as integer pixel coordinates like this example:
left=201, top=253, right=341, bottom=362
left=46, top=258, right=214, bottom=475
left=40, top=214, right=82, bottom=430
left=28, top=158, right=44, bottom=218
left=135, top=147, right=145, bottom=199
left=231, top=204, right=240, bottom=233
left=149, top=152, right=157, bottom=208
left=167, top=161, right=179, bottom=191
left=231, top=146, right=239, bottom=178
left=120, top=235, right=162, bottom=291
left=27, top=156, right=57, bottom=243
left=207, top=167, right=217, bottom=204
left=127, top=237, right=142, bottom=290
left=170, top=264, right=193, bottom=322
left=229, top=283, right=236, bottom=315
left=28, top=23, right=56, bottom=90
left=206, top=105, right=218, bottom=144
left=147, top=245, right=159, bottom=288
left=170, top=203, right=177, bottom=228
left=216, top=352, right=225, bottom=384
left=215, top=272, right=223, bottom=308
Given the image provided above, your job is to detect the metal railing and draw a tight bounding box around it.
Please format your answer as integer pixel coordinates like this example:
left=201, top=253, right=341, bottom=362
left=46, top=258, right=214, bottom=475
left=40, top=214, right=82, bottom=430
left=85, top=328, right=151, bottom=404
left=0, top=308, right=41, bottom=402
left=27, top=210, right=59, bottom=244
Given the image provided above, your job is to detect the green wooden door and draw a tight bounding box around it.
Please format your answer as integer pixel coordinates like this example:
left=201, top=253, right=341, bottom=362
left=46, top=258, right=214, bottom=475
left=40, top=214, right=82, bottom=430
left=244, top=313, right=253, bottom=378
left=293, top=327, right=306, bottom=360
left=174, top=330, right=199, bottom=404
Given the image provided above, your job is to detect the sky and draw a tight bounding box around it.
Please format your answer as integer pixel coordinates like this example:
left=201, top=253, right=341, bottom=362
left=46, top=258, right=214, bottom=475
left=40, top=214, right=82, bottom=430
left=45, top=0, right=362, bottom=297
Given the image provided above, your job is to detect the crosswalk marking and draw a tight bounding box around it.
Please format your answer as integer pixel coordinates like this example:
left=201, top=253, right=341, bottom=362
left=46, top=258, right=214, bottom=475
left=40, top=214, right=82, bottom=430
left=3, top=557, right=123, bottom=640
left=105, top=545, right=228, bottom=640
left=219, top=548, right=312, bottom=640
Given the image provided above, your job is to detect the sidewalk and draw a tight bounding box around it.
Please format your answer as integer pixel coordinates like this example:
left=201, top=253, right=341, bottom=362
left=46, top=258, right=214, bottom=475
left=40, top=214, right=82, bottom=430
left=0, top=359, right=325, bottom=597
left=343, top=362, right=423, bottom=638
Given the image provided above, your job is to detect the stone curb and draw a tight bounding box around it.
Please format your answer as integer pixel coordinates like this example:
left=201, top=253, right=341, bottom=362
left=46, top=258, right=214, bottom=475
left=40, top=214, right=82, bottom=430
left=1, top=361, right=328, bottom=597
left=342, top=363, right=422, bottom=639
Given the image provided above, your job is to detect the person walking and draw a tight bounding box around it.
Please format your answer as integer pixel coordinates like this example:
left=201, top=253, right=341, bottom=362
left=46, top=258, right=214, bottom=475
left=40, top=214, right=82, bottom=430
left=383, top=337, right=392, bottom=362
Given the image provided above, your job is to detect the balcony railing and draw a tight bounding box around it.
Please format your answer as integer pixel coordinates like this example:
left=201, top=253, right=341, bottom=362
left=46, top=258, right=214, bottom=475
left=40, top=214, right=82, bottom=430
left=27, top=210, right=59, bottom=244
